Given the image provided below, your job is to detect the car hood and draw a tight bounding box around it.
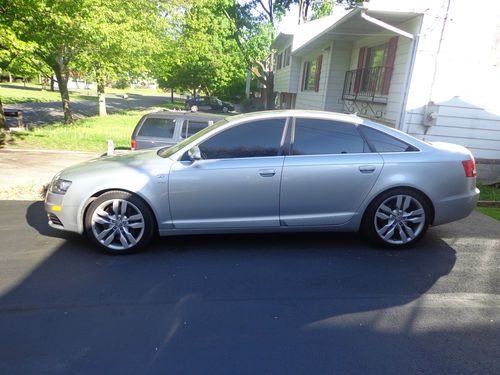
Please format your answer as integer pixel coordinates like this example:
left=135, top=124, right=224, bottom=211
left=56, top=150, right=169, bottom=181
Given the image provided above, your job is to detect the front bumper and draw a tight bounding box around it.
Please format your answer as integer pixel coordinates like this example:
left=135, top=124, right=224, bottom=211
left=44, top=191, right=81, bottom=233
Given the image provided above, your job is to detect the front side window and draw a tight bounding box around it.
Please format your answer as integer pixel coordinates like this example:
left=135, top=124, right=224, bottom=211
left=199, top=118, right=286, bottom=159
left=138, top=118, right=176, bottom=138
left=283, top=46, right=291, bottom=67
left=292, top=118, right=367, bottom=155
left=301, top=55, right=323, bottom=91
left=359, top=125, right=418, bottom=152
left=276, top=53, right=283, bottom=70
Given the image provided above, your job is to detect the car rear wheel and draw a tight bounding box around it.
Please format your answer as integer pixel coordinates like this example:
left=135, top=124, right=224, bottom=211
left=190, top=105, right=198, bottom=112
left=84, top=191, right=155, bottom=254
left=222, top=106, right=229, bottom=113
left=363, top=189, right=430, bottom=248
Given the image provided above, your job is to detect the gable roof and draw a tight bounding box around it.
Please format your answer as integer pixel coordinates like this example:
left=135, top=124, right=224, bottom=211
left=272, top=7, right=422, bottom=56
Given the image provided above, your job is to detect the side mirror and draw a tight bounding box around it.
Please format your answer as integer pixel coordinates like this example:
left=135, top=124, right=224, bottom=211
left=188, top=146, right=202, bottom=161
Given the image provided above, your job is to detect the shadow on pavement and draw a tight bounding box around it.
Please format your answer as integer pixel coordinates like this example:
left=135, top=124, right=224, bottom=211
left=0, top=201, right=497, bottom=374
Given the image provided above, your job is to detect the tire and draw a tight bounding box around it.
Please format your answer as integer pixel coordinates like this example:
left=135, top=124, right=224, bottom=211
left=84, top=191, right=155, bottom=254
left=363, top=188, right=431, bottom=249
left=190, top=105, right=198, bottom=112
left=222, top=106, right=229, bottom=113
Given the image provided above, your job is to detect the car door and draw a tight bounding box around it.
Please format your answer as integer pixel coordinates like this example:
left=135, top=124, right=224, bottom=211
left=280, top=117, right=383, bottom=226
left=169, top=118, right=288, bottom=229
left=198, top=97, right=212, bottom=111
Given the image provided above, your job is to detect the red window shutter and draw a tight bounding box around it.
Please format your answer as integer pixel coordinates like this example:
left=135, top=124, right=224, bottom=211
left=381, top=36, right=398, bottom=95
left=353, top=47, right=366, bottom=93
left=315, top=55, right=323, bottom=92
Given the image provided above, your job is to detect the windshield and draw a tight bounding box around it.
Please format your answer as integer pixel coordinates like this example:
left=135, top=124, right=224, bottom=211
left=157, top=118, right=229, bottom=158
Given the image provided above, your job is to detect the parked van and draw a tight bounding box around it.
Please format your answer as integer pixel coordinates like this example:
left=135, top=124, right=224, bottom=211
left=131, top=112, right=226, bottom=150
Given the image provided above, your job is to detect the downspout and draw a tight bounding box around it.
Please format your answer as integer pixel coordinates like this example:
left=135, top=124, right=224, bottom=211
left=360, top=12, right=418, bottom=131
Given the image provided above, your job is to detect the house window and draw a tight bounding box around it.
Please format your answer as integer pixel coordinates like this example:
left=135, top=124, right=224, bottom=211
left=301, top=55, right=323, bottom=91
left=283, top=46, right=291, bottom=67
left=348, top=36, right=398, bottom=101
left=276, top=52, right=283, bottom=70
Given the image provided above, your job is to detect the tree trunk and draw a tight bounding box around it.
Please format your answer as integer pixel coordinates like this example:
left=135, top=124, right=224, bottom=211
left=0, top=98, right=6, bottom=130
left=265, top=71, right=275, bottom=110
left=50, top=76, right=55, bottom=91
left=170, top=87, right=174, bottom=103
left=96, top=69, right=107, bottom=117
left=53, top=64, right=73, bottom=124
left=8, top=73, right=12, bottom=83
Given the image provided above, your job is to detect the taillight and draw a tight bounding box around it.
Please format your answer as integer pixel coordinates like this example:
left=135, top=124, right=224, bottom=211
left=462, top=159, right=476, bottom=177
left=131, top=139, right=137, bottom=151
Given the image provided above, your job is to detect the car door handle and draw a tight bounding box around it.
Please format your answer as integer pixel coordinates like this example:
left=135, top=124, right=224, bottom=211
left=359, top=165, right=376, bottom=173
left=259, top=169, right=276, bottom=177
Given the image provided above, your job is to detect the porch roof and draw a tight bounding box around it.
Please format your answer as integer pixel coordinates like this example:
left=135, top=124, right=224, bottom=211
left=291, top=8, right=422, bottom=56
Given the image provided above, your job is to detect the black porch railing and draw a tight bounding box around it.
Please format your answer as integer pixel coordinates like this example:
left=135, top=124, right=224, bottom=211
left=342, top=66, right=390, bottom=104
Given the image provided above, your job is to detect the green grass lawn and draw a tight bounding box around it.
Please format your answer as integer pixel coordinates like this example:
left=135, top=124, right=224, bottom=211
left=0, top=83, right=95, bottom=103
left=476, top=207, right=500, bottom=221
left=477, top=184, right=500, bottom=221
left=5, top=111, right=145, bottom=152
left=0, top=83, right=172, bottom=104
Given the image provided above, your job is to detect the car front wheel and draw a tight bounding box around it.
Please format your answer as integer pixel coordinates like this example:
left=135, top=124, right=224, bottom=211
left=190, top=105, right=198, bottom=112
left=363, top=189, right=430, bottom=248
left=84, top=191, right=155, bottom=254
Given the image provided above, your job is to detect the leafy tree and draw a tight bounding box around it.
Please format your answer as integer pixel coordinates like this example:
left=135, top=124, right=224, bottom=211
left=154, top=0, right=247, bottom=99
left=74, top=0, right=166, bottom=116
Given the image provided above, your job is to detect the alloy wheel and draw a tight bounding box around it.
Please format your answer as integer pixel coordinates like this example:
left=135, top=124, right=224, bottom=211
left=374, top=194, right=426, bottom=245
left=91, top=199, right=145, bottom=251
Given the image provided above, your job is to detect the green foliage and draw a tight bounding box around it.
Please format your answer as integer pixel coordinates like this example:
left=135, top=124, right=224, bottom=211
left=311, top=0, right=335, bottom=20
left=154, top=0, right=247, bottom=98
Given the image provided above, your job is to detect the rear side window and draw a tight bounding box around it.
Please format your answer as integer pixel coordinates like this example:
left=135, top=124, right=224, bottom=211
left=292, top=118, right=367, bottom=155
left=138, top=118, right=176, bottom=138
left=182, top=120, right=210, bottom=138
left=359, top=125, right=418, bottom=152
left=199, top=118, right=286, bottom=159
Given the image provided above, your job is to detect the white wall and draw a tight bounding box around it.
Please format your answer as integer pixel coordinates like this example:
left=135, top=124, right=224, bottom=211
left=403, top=0, right=500, bottom=160
left=324, top=40, right=352, bottom=112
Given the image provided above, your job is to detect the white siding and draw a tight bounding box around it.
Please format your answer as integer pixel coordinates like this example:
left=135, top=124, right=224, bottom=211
left=274, top=66, right=291, bottom=93
left=324, top=40, right=352, bottom=112
left=404, top=0, right=500, bottom=160
left=295, top=45, right=331, bottom=110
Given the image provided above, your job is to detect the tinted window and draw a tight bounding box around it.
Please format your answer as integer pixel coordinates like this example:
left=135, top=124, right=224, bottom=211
left=359, top=125, right=417, bottom=152
left=292, top=118, right=366, bottom=155
left=199, top=119, right=286, bottom=159
left=138, top=118, right=176, bottom=138
left=182, top=120, right=210, bottom=138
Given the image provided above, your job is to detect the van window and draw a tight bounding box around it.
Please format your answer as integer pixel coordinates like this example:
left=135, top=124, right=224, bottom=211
left=138, top=118, right=176, bottom=138
left=182, top=120, right=210, bottom=138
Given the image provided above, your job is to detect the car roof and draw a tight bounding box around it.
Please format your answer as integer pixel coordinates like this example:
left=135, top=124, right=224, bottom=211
left=142, top=111, right=226, bottom=121
left=226, top=109, right=362, bottom=125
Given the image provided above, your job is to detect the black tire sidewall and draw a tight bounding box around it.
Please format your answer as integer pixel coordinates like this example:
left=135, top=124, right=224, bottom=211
left=363, top=188, right=431, bottom=249
left=84, top=191, right=155, bottom=254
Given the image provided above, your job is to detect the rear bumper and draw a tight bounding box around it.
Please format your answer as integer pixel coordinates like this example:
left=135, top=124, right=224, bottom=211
left=433, top=188, right=480, bottom=226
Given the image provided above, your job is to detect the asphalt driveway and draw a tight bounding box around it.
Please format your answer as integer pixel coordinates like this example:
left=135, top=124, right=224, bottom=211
left=0, top=200, right=499, bottom=374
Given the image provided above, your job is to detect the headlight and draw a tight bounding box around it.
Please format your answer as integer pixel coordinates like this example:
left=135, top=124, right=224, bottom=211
left=50, top=178, right=72, bottom=194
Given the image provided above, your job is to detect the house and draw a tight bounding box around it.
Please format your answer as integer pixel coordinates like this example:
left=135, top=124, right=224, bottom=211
left=271, top=0, right=500, bottom=180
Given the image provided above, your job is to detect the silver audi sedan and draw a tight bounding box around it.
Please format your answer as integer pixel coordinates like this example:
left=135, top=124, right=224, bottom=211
left=45, top=110, right=479, bottom=254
